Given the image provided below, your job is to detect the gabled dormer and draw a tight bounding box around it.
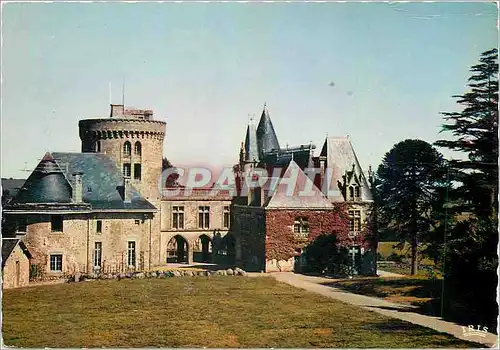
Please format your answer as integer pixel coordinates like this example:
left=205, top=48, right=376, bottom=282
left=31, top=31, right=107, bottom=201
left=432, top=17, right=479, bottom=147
left=338, top=163, right=363, bottom=202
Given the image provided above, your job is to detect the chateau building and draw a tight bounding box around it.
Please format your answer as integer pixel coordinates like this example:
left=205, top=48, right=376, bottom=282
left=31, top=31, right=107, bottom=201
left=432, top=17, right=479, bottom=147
left=233, top=106, right=376, bottom=274
left=2, top=103, right=376, bottom=278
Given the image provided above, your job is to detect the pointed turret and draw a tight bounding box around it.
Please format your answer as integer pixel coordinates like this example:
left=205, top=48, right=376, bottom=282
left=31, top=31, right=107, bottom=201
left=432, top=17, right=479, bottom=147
left=244, top=119, right=259, bottom=163
left=14, top=152, right=72, bottom=203
left=256, top=104, right=280, bottom=157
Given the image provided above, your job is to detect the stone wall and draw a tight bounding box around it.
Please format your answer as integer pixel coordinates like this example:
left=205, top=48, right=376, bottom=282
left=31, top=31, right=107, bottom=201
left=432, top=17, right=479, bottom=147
left=21, top=212, right=154, bottom=276
left=2, top=244, right=30, bottom=289
left=159, top=199, right=231, bottom=264
left=79, top=118, right=166, bottom=202
left=231, top=205, right=266, bottom=272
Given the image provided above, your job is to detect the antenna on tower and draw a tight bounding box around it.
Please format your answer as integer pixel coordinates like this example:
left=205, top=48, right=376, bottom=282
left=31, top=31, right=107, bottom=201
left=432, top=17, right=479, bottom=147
left=109, top=82, right=112, bottom=105
left=122, top=77, right=125, bottom=107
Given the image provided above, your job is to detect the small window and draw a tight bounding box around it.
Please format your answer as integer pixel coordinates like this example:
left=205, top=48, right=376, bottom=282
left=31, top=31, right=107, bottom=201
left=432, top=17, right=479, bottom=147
left=95, top=141, right=101, bottom=153
left=198, top=206, right=210, bottom=229
left=134, top=164, right=141, bottom=181
left=50, top=254, right=63, bottom=272
left=94, top=242, right=102, bottom=268
left=355, top=186, right=361, bottom=198
left=128, top=241, right=136, bottom=267
left=349, top=186, right=354, bottom=200
left=293, top=217, right=309, bottom=236
left=123, top=141, right=131, bottom=156
left=172, top=206, right=185, bottom=229
left=17, top=217, right=27, bottom=233
left=123, top=163, right=131, bottom=177
left=51, top=215, right=63, bottom=232
left=348, top=210, right=361, bottom=232
left=223, top=206, right=230, bottom=229
left=96, top=220, right=102, bottom=234
left=134, top=141, right=142, bottom=156
left=135, top=219, right=141, bottom=225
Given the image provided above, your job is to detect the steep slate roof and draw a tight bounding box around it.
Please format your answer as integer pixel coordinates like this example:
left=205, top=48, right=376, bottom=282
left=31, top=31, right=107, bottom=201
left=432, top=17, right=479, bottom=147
left=244, top=120, right=260, bottom=163
left=52, top=152, right=156, bottom=211
left=320, top=137, right=373, bottom=202
left=256, top=106, right=280, bottom=157
left=1, top=178, right=26, bottom=197
left=14, top=153, right=72, bottom=204
left=2, top=238, right=32, bottom=268
left=265, top=161, right=333, bottom=209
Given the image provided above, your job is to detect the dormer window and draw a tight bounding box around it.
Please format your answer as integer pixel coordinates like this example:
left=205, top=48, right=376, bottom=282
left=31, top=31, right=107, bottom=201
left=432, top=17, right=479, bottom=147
left=355, top=186, right=361, bottom=199
left=293, top=218, right=309, bottom=237
left=349, top=186, right=355, bottom=200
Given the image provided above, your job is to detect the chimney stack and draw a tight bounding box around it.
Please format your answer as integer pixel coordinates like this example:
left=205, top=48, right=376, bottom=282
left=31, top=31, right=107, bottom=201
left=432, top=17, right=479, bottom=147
left=123, top=176, right=131, bottom=203
left=110, top=104, right=124, bottom=118
left=72, top=172, right=83, bottom=203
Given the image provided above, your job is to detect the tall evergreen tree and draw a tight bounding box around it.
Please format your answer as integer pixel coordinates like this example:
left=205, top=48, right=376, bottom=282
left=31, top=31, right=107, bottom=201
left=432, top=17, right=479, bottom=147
left=435, top=48, right=498, bottom=218
left=375, top=139, right=446, bottom=275
left=434, top=48, right=498, bottom=329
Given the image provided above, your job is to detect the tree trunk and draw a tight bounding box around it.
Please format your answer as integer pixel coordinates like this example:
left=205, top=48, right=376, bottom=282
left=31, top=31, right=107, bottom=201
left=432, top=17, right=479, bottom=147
left=411, top=233, right=418, bottom=275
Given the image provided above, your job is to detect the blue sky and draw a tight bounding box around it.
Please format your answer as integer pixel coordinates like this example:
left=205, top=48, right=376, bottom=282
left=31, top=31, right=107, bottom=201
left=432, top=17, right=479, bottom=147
left=2, top=2, right=498, bottom=179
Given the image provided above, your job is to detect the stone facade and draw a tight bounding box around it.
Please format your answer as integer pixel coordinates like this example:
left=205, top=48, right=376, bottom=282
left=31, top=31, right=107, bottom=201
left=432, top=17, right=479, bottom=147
left=2, top=242, right=30, bottom=289
left=15, top=212, right=154, bottom=275
left=159, top=196, right=232, bottom=264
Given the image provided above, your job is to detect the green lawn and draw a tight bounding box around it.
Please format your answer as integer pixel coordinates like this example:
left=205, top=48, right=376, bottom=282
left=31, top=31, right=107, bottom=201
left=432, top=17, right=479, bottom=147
left=2, top=276, right=480, bottom=348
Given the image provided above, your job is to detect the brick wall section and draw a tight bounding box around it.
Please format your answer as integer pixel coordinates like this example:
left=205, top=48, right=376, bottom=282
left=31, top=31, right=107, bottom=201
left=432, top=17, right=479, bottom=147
left=231, top=205, right=266, bottom=272
left=2, top=244, right=30, bottom=289
left=265, top=206, right=349, bottom=272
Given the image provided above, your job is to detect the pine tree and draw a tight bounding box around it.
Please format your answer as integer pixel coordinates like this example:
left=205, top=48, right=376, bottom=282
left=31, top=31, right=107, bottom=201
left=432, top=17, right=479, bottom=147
left=375, top=139, right=446, bottom=275
left=434, top=48, right=498, bottom=329
left=435, top=48, right=498, bottom=218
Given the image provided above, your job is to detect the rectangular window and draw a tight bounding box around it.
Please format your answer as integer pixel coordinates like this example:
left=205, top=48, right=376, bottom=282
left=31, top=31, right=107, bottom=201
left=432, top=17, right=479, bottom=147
left=51, top=215, right=63, bottom=232
left=17, top=217, right=27, bottom=233
left=198, top=206, right=210, bottom=229
left=127, top=241, right=136, bottom=267
left=94, top=242, right=102, bottom=268
left=134, top=164, right=141, bottom=181
left=50, top=254, right=63, bottom=272
left=223, top=206, right=230, bottom=229
left=348, top=210, right=361, bottom=232
left=293, top=218, right=309, bottom=236
left=123, top=163, right=131, bottom=177
left=135, top=219, right=141, bottom=225
left=172, top=206, right=185, bottom=229
left=96, top=220, right=102, bottom=234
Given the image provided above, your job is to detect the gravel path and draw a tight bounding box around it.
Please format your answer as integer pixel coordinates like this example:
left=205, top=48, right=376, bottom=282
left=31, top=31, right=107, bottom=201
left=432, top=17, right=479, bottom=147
left=271, top=272, right=498, bottom=348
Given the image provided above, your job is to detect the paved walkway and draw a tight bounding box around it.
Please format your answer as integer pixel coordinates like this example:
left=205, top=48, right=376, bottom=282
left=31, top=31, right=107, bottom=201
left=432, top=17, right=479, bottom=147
left=271, top=272, right=498, bottom=348
left=377, top=269, right=405, bottom=278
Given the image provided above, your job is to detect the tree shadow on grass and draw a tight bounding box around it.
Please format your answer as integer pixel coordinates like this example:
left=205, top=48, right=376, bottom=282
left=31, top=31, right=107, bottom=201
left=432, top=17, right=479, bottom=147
left=320, top=278, right=495, bottom=333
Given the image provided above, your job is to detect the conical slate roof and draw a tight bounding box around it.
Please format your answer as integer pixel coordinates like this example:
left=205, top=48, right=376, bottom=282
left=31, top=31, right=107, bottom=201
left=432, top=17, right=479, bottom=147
left=14, top=152, right=72, bottom=203
left=244, top=120, right=259, bottom=163
left=265, top=161, right=333, bottom=208
left=256, top=105, right=280, bottom=157
left=320, top=137, right=373, bottom=202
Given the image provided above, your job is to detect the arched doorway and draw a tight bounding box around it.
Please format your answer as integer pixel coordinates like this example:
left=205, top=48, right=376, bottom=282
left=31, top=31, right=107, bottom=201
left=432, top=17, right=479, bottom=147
left=167, top=235, right=188, bottom=263
left=193, top=234, right=212, bottom=263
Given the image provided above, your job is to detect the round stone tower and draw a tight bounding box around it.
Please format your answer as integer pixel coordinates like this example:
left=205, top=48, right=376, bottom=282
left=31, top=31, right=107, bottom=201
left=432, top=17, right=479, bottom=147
left=78, top=104, right=166, bottom=202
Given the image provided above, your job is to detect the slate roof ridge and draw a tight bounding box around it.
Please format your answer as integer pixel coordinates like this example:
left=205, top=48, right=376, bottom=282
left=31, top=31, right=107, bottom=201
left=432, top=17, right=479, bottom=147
left=265, top=160, right=333, bottom=208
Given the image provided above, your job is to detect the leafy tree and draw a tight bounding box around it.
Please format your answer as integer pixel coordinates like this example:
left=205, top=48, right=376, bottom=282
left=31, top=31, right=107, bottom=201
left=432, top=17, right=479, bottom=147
left=434, top=48, right=498, bottom=328
left=162, top=157, right=180, bottom=187
left=375, top=139, right=446, bottom=275
left=305, top=234, right=351, bottom=275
